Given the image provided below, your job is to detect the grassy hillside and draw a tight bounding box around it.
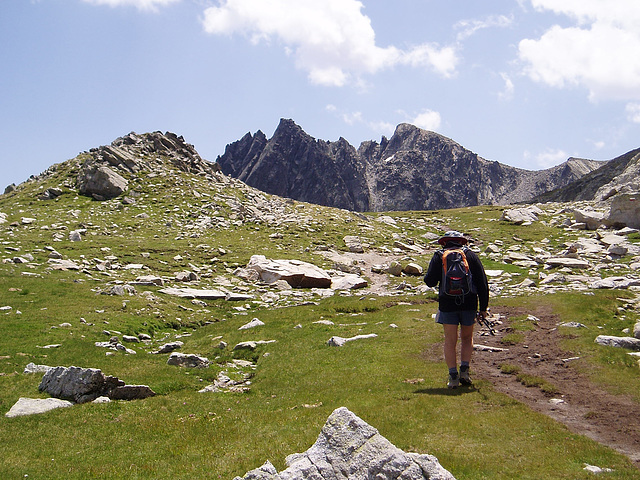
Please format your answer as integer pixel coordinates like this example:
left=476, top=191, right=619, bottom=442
left=1, top=154, right=639, bottom=479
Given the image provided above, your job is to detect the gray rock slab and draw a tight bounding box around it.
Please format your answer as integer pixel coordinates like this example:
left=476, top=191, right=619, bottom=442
left=595, top=335, right=640, bottom=350
left=245, top=255, right=332, bottom=288
left=545, top=257, right=590, bottom=269
left=158, top=287, right=227, bottom=299
left=5, top=397, right=73, bottom=417
left=167, top=352, right=210, bottom=368
left=233, top=407, right=455, bottom=480
left=327, top=334, right=378, bottom=347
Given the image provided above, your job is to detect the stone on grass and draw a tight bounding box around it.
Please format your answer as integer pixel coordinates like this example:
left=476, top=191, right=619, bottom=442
left=245, top=255, right=332, bottom=288
left=233, top=407, right=455, bottom=480
left=330, top=274, right=368, bottom=290
left=154, top=341, right=184, bottom=354
left=158, top=287, right=227, bottom=300
left=5, top=397, right=73, bottom=418
left=595, top=335, right=640, bottom=350
left=239, top=318, right=265, bottom=330
left=167, top=352, right=210, bottom=368
left=24, top=362, right=53, bottom=374
left=233, top=340, right=277, bottom=351
left=327, top=334, right=378, bottom=347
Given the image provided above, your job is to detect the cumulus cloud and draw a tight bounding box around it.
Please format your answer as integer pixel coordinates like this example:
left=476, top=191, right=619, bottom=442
left=81, top=0, right=180, bottom=10
left=201, top=0, right=459, bottom=86
left=519, top=0, right=640, bottom=101
left=411, top=110, right=442, bottom=131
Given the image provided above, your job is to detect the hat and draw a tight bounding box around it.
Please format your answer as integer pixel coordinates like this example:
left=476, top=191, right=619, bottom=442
left=438, top=230, right=468, bottom=246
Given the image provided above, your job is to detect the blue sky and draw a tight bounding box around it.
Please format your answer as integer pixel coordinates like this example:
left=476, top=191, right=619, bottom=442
left=2, top=0, right=640, bottom=188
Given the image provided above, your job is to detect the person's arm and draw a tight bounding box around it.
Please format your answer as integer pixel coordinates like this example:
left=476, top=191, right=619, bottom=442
left=468, top=250, right=489, bottom=311
left=423, top=252, right=442, bottom=288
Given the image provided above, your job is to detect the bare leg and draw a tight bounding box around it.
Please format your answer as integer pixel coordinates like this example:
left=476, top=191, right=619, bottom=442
left=443, top=324, right=459, bottom=369
left=460, top=323, right=474, bottom=364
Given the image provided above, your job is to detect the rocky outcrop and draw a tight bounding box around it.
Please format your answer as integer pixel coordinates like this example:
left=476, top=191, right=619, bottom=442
left=217, top=120, right=370, bottom=211
left=534, top=148, right=640, bottom=204
left=607, top=194, right=640, bottom=229
left=38, top=366, right=155, bottom=404
left=77, top=131, right=220, bottom=200
left=234, top=407, right=456, bottom=480
left=217, top=119, right=604, bottom=212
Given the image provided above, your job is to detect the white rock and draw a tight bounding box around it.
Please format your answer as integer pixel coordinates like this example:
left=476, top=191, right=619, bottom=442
left=239, top=318, right=265, bottom=330
left=5, top=397, right=73, bottom=417
left=327, top=334, right=377, bottom=347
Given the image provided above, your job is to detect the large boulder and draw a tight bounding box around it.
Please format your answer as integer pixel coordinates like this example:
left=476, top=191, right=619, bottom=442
left=38, top=366, right=155, bottom=403
left=245, top=255, right=332, bottom=288
left=233, top=407, right=456, bottom=480
left=78, top=165, right=128, bottom=200
left=607, top=193, right=640, bottom=229
left=574, top=209, right=606, bottom=230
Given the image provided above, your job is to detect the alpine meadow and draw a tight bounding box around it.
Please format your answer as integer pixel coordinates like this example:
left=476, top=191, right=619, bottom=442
left=1, top=130, right=640, bottom=479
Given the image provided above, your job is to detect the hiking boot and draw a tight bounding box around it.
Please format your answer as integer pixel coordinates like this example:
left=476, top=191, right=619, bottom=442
left=459, top=369, right=472, bottom=386
left=447, top=374, right=460, bottom=389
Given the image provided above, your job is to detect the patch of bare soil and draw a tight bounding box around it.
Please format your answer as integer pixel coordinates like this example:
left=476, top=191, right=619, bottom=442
left=472, top=305, right=640, bottom=468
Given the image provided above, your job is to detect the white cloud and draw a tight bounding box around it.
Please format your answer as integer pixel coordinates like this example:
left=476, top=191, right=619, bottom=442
left=454, top=14, right=513, bottom=41
left=411, top=110, right=442, bottom=131
left=626, top=103, right=640, bottom=123
left=81, top=0, right=180, bottom=10
left=498, top=73, right=515, bottom=101
left=519, top=1, right=640, bottom=101
left=201, top=0, right=459, bottom=86
left=525, top=148, right=568, bottom=169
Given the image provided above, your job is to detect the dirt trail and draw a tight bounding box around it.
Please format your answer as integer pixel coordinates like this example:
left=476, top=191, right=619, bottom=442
left=472, top=305, right=640, bottom=468
left=337, top=250, right=640, bottom=468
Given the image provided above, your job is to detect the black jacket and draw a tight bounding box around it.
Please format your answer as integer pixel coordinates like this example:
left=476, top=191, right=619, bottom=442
left=424, top=245, right=489, bottom=313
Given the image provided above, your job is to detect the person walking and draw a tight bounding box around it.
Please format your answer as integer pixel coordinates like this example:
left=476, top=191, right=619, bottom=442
left=424, top=231, right=489, bottom=388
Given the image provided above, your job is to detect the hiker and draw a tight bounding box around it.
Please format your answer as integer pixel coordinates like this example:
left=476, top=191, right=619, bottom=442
left=424, top=231, right=489, bottom=388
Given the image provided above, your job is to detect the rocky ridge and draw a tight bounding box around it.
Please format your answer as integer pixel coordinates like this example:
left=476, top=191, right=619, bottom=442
left=216, top=119, right=607, bottom=211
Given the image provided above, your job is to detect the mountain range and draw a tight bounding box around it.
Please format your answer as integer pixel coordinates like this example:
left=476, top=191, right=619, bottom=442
left=215, top=118, right=619, bottom=211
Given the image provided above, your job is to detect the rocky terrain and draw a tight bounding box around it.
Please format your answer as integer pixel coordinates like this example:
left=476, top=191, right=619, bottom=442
left=216, top=119, right=607, bottom=211
left=1, top=130, right=640, bottom=477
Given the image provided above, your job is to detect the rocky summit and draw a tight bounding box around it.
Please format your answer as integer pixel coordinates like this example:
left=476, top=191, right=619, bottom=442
left=216, top=119, right=607, bottom=211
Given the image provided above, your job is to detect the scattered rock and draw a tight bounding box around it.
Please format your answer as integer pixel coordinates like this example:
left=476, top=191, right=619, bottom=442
left=233, top=407, right=455, bottom=480
left=38, top=366, right=154, bottom=404
left=24, top=363, right=53, bottom=374
left=239, top=318, right=265, bottom=330
left=78, top=165, right=128, bottom=200
left=330, top=274, right=368, bottom=290
left=545, top=257, right=590, bottom=269
left=5, top=397, right=73, bottom=418
left=133, top=275, right=164, bottom=286
left=233, top=340, right=277, bottom=351
left=403, top=263, right=424, bottom=276
left=158, top=287, right=227, bottom=300
left=109, top=385, right=156, bottom=401
left=244, top=255, right=332, bottom=288
left=594, top=335, right=640, bottom=350
left=607, top=193, right=640, bottom=229
left=153, top=341, right=184, bottom=354
left=167, top=352, right=210, bottom=368
left=327, top=334, right=378, bottom=347
left=501, top=206, right=541, bottom=224
left=574, top=209, right=605, bottom=230
left=344, top=235, right=364, bottom=253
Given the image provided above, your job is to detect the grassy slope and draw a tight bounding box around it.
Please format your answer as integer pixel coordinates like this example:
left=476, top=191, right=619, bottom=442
left=0, top=158, right=639, bottom=479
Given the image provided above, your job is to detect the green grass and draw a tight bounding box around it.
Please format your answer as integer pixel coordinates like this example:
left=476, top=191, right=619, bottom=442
left=1, top=156, right=639, bottom=479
